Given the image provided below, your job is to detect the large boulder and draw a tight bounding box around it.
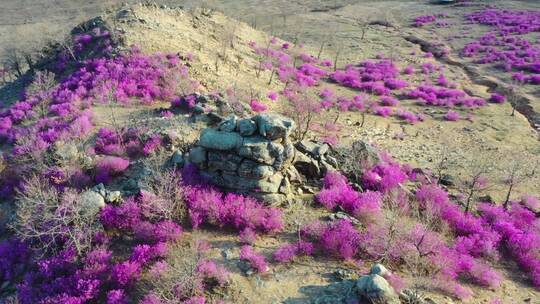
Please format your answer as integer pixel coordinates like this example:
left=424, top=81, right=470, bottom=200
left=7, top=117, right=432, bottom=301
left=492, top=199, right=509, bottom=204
left=356, top=274, right=400, bottom=304
left=254, top=114, right=295, bottom=140
left=296, top=140, right=330, bottom=158
left=80, top=190, right=105, bottom=217
left=356, top=264, right=400, bottom=304
left=199, top=129, right=243, bottom=151
left=351, top=140, right=380, bottom=167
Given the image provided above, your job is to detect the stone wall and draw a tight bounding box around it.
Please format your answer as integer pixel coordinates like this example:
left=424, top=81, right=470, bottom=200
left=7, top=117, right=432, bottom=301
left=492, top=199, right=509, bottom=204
left=187, top=113, right=298, bottom=204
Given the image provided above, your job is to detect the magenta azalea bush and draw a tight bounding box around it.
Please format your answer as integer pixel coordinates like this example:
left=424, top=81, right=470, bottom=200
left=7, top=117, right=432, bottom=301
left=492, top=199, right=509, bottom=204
left=185, top=186, right=284, bottom=233
left=239, top=245, right=269, bottom=273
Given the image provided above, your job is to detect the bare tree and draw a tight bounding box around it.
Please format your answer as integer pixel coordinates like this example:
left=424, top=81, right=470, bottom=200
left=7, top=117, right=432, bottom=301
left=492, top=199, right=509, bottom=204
left=11, top=175, right=101, bottom=256
left=332, top=40, right=343, bottom=72
left=501, top=154, right=538, bottom=210
left=457, top=158, right=493, bottom=214
left=26, top=71, right=57, bottom=118
left=4, top=48, right=24, bottom=78
left=142, top=237, right=216, bottom=303
left=139, top=153, right=187, bottom=223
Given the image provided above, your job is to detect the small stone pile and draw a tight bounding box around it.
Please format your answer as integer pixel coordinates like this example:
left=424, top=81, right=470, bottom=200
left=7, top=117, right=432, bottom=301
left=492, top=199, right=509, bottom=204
left=187, top=113, right=299, bottom=204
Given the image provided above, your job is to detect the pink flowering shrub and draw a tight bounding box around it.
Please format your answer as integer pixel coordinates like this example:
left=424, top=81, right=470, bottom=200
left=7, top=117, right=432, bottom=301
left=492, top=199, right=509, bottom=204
left=317, top=171, right=383, bottom=221
left=273, top=241, right=314, bottom=263
left=331, top=60, right=406, bottom=95
left=95, top=156, right=130, bottom=183
left=444, top=110, right=460, bottom=121
left=239, top=245, right=269, bottom=273
left=478, top=203, right=540, bottom=287
left=489, top=93, right=506, bottom=103
left=250, top=99, right=268, bottom=112
left=463, top=9, right=540, bottom=82
left=185, top=186, right=284, bottom=233
left=362, top=161, right=409, bottom=193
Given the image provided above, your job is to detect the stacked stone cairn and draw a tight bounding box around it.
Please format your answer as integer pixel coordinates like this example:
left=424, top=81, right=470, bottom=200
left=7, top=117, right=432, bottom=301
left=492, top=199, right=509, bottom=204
left=188, top=113, right=299, bottom=204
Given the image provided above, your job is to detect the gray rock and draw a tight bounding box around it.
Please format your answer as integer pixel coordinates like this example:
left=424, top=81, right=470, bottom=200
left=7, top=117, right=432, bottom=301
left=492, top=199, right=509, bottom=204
left=206, top=112, right=224, bottom=124
left=92, top=183, right=107, bottom=198
left=218, top=115, right=237, bottom=132
left=238, top=160, right=275, bottom=179
left=214, top=173, right=283, bottom=193
left=285, top=165, right=304, bottom=183
left=370, top=264, right=390, bottom=277
left=207, top=151, right=243, bottom=173
left=356, top=274, right=400, bottom=304
left=199, top=129, right=243, bottom=151
left=439, top=173, right=455, bottom=186
left=400, top=289, right=429, bottom=304
left=237, top=118, right=257, bottom=136
left=279, top=178, right=291, bottom=194
left=254, top=114, right=295, bottom=140
left=105, top=191, right=122, bottom=204
left=326, top=155, right=339, bottom=168
left=334, top=269, right=357, bottom=281
left=192, top=104, right=205, bottom=115
left=319, top=160, right=335, bottom=175
left=352, top=140, right=381, bottom=168
left=328, top=212, right=361, bottom=226
left=297, top=140, right=329, bottom=158
left=250, top=192, right=288, bottom=206
left=273, top=140, right=295, bottom=170
left=80, top=190, right=105, bottom=217
left=293, top=151, right=320, bottom=178
left=189, top=146, right=207, bottom=164
left=171, top=150, right=185, bottom=166
left=237, top=136, right=276, bottom=165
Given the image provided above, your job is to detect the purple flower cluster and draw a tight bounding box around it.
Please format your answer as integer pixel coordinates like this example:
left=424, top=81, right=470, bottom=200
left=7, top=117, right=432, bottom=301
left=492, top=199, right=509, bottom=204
left=479, top=203, right=540, bottom=287
left=463, top=9, right=540, bottom=83
left=239, top=245, right=269, bottom=273
left=317, top=171, right=383, bottom=221
left=331, top=60, right=407, bottom=96
left=408, top=84, right=486, bottom=108
left=185, top=186, right=284, bottom=233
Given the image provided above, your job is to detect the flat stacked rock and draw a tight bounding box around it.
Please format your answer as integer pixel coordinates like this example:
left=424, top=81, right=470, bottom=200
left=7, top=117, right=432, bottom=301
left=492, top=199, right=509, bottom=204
left=188, top=113, right=298, bottom=204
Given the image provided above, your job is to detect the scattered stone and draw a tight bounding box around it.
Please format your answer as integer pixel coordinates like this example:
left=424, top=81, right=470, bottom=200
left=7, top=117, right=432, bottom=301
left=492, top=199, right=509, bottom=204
left=356, top=274, right=400, bottom=304
left=92, top=183, right=107, bottom=197
left=105, top=191, right=122, bottom=204
left=439, top=173, right=455, bottom=186
left=297, top=140, right=330, bottom=158
left=328, top=212, right=361, bottom=226
left=170, top=150, right=185, bottom=166
left=370, top=264, right=389, bottom=277
left=334, top=268, right=357, bottom=281
left=80, top=190, right=106, bottom=217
